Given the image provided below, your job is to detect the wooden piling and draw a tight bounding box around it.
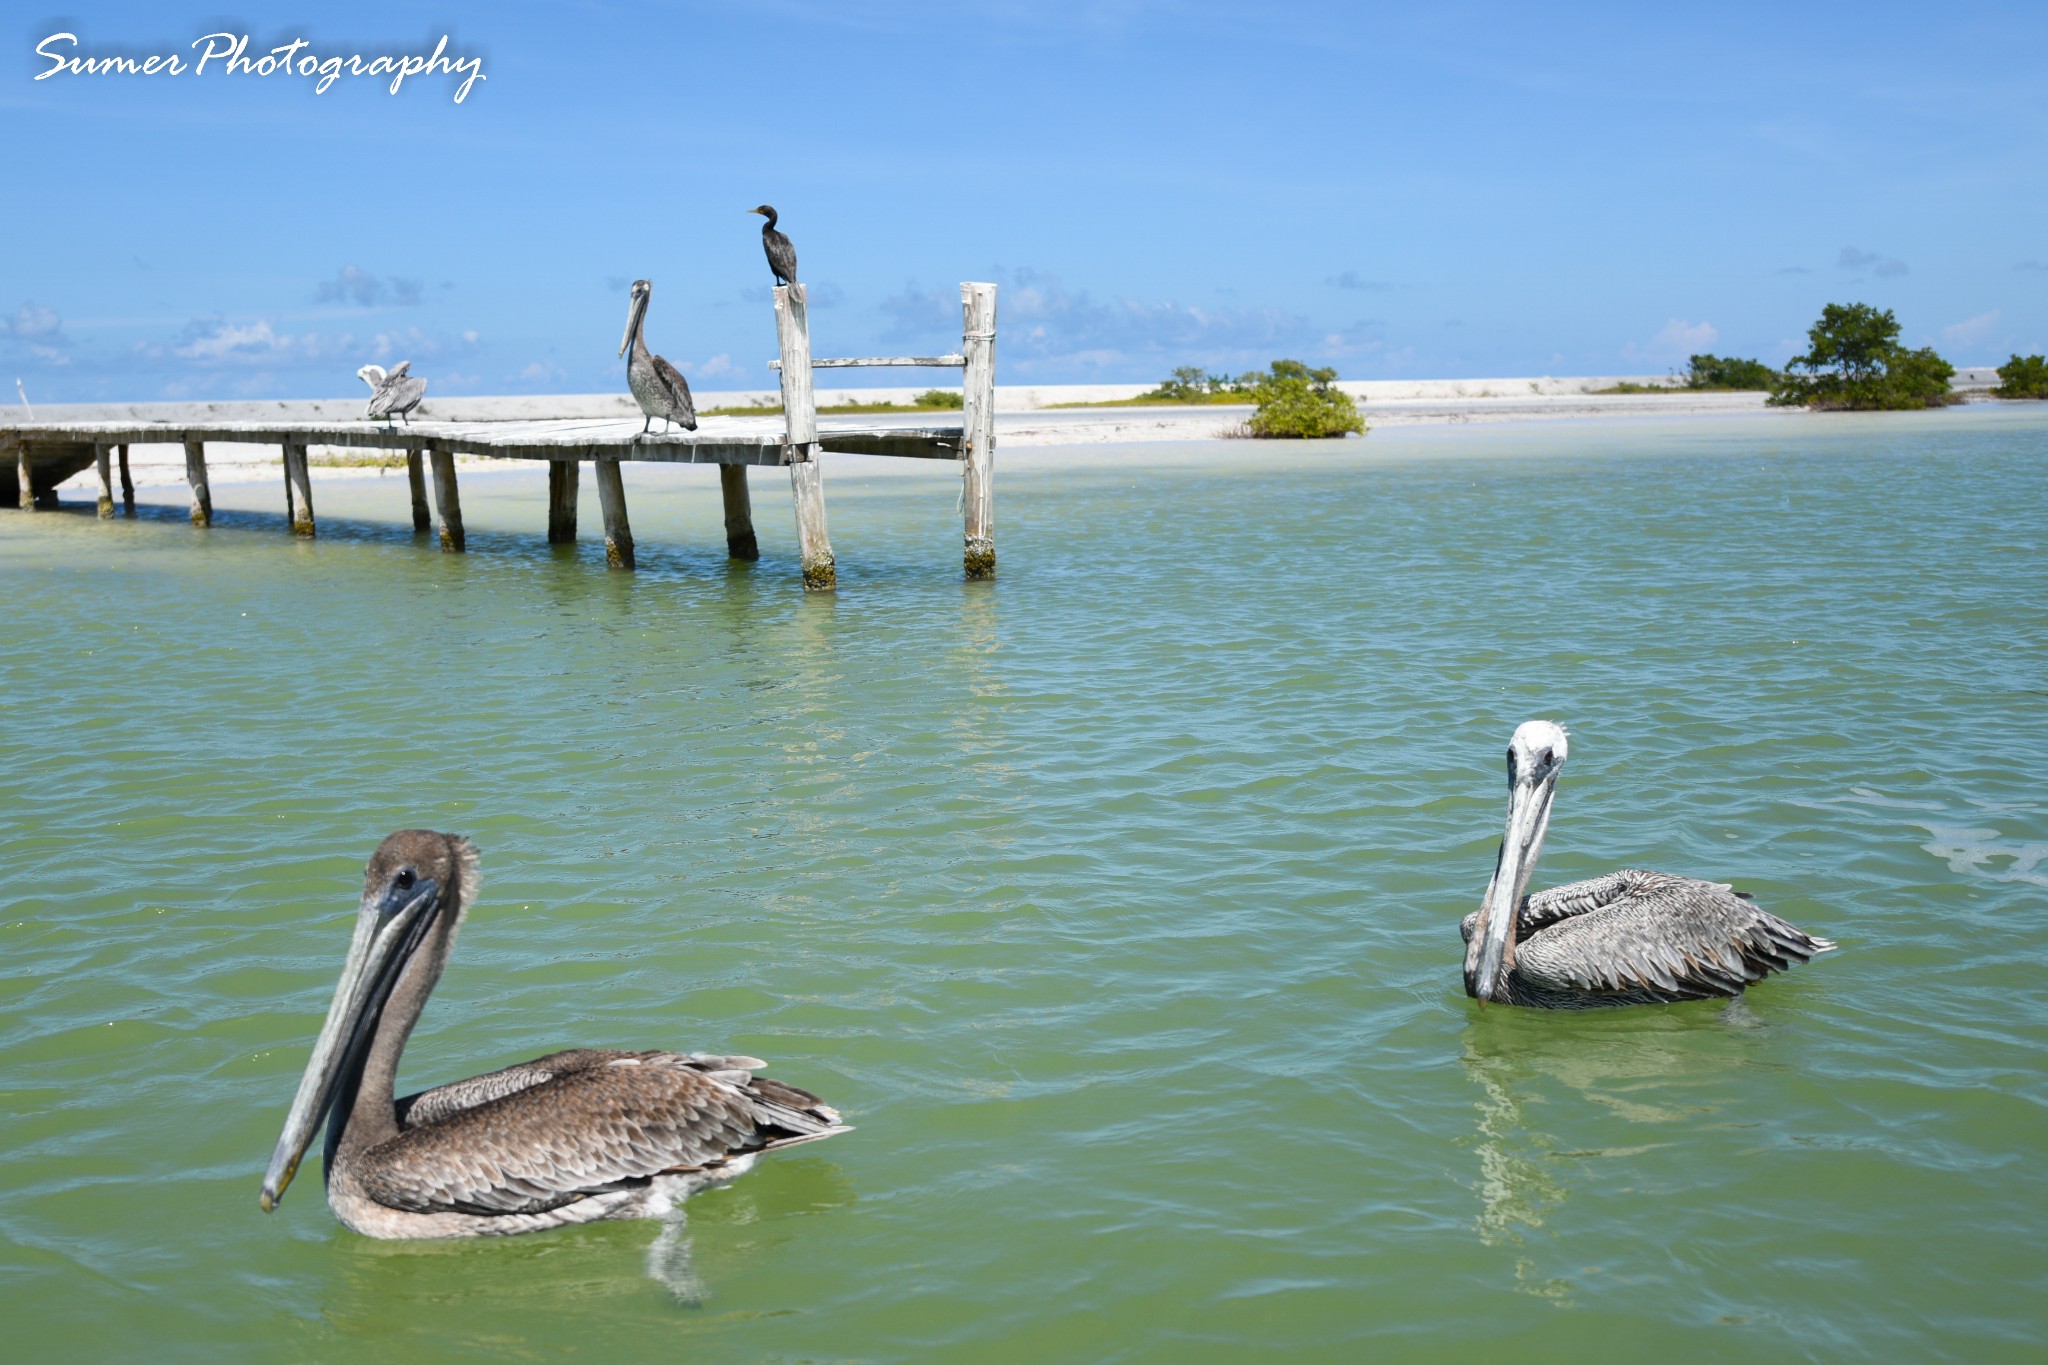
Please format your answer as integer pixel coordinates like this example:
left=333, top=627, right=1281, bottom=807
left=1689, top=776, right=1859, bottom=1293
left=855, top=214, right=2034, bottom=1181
left=547, top=459, right=579, bottom=544
left=719, top=464, right=759, bottom=560
left=15, top=442, right=32, bottom=512
left=960, top=282, right=998, bottom=579
left=184, top=441, right=212, bottom=526
left=429, top=449, right=464, bottom=552
left=95, top=445, right=116, bottom=519
left=406, top=449, right=431, bottom=533
left=283, top=441, right=315, bottom=537
left=594, top=459, right=634, bottom=570
left=774, top=283, right=835, bottom=591
left=117, top=443, right=135, bottom=515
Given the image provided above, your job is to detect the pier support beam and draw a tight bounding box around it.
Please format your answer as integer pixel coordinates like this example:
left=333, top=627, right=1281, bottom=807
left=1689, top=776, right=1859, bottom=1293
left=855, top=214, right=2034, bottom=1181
left=95, top=445, right=115, bottom=519
left=14, top=442, right=31, bottom=512
left=184, top=441, right=212, bottom=526
left=594, top=459, right=634, bottom=570
left=406, top=449, right=431, bottom=533
left=117, top=444, right=134, bottom=515
left=960, top=282, right=998, bottom=579
left=774, top=283, right=835, bottom=591
left=429, top=449, right=464, bottom=552
left=283, top=441, right=315, bottom=537
left=719, top=464, right=758, bottom=560
left=548, top=459, right=579, bottom=544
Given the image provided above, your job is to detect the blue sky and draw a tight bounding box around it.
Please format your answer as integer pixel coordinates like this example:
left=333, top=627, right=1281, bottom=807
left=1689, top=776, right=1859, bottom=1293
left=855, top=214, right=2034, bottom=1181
left=6, top=1, right=2045, bottom=401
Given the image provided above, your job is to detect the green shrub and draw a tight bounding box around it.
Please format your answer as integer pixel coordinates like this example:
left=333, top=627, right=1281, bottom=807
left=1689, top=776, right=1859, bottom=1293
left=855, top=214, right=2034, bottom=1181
left=1769, top=303, right=1960, bottom=410
left=1243, top=359, right=1365, bottom=438
left=1139, top=366, right=1255, bottom=402
left=913, top=389, right=964, bottom=408
left=1684, top=354, right=1778, bottom=390
left=1993, top=353, right=2048, bottom=399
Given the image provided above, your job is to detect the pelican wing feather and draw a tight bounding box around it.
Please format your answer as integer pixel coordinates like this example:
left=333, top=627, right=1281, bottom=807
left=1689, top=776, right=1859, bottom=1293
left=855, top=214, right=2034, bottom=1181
left=1509, top=870, right=1835, bottom=1006
left=649, top=355, right=698, bottom=429
left=358, top=1054, right=844, bottom=1217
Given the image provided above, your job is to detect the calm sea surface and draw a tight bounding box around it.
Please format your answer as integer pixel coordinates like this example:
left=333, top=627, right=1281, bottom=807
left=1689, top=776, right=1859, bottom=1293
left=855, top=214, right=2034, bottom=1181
left=3, top=409, right=2044, bottom=1361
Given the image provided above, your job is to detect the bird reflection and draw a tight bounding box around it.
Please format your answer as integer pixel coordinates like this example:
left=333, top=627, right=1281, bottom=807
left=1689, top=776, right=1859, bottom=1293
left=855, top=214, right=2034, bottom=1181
left=1459, top=1005, right=1763, bottom=1300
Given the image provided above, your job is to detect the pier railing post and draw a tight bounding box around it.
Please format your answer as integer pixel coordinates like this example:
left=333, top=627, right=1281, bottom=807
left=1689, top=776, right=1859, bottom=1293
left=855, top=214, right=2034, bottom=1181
left=95, top=444, right=115, bottom=519
left=774, top=283, right=835, bottom=591
left=429, top=447, right=465, bottom=552
left=547, top=459, right=579, bottom=545
left=283, top=440, right=315, bottom=537
left=406, top=448, right=431, bottom=533
left=594, top=458, right=634, bottom=570
left=960, top=282, right=998, bottom=579
left=184, top=441, right=212, bottom=526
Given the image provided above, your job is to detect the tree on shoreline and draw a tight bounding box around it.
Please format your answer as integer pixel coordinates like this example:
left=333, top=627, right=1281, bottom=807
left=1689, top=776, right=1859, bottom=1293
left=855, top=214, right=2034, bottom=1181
left=1993, top=354, right=2048, bottom=399
left=1683, top=354, right=1777, bottom=390
left=1769, top=303, right=1958, bottom=410
left=1243, top=360, right=1365, bottom=438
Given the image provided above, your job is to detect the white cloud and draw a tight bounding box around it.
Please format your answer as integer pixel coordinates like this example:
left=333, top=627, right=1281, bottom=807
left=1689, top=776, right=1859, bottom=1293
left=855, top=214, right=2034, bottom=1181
left=1624, top=318, right=1718, bottom=365
left=314, top=265, right=424, bottom=308
left=1941, top=309, right=2001, bottom=349
left=519, top=360, right=564, bottom=383
left=687, top=353, right=739, bottom=379
left=3, top=301, right=63, bottom=340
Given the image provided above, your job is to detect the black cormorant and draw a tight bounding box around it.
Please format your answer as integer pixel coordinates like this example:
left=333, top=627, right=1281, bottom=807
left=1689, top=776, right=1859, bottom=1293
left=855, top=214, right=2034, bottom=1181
left=750, top=205, right=799, bottom=287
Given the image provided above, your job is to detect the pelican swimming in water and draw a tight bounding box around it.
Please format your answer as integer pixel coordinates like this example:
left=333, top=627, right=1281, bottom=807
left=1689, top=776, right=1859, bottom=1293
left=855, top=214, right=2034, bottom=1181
left=260, top=830, right=848, bottom=1238
left=1462, top=721, right=1835, bottom=1009
left=617, top=279, right=697, bottom=435
left=750, top=205, right=798, bottom=287
left=357, top=362, right=427, bottom=424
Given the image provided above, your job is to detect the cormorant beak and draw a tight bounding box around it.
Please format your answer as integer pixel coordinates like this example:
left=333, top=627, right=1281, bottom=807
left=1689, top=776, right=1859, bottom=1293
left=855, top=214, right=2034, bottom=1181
left=1465, top=769, right=1557, bottom=1004
left=748, top=207, right=766, bottom=217
left=259, top=876, right=438, bottom=1213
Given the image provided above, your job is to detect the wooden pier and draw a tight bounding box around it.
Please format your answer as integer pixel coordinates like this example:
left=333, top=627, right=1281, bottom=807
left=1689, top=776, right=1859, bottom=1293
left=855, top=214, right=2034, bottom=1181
left=2, top=283, right=999, bottom=590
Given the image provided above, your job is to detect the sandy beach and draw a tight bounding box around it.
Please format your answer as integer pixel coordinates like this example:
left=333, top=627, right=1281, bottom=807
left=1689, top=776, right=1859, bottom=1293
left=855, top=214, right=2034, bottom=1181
left=23, top=367, right=2009, bottom=492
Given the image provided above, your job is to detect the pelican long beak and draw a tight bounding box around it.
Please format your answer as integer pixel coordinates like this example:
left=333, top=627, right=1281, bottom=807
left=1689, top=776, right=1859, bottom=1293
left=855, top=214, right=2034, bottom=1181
left=259, top=876, right=438, bottom=1212
left=1465, top=772, right=1556, bottom=1004
left=618, top=292, right=646, bottom=360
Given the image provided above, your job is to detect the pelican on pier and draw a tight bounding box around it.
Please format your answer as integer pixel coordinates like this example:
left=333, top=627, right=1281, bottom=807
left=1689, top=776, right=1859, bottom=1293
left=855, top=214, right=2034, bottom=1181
left=260, top=830, right=848, bottom=1239
left=1461, top=721, right=1835, bottom=1009
left=617, top=279, right=697, bottom=434
left=357, top=362, right=427, bottom=424
left=750, top=205, right=798, bottom=286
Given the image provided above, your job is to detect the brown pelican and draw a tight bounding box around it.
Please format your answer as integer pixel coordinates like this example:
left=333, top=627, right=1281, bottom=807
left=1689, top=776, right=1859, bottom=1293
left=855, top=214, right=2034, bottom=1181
left=260, top=830, right=848, bottom=1238
left=357, top=362, right=427, bottom=424
left=750, top=205, right=798, bottom=286
left=1462, top=722, right=1835, bottom=1009
left=617, top=279, right=698, bottom=435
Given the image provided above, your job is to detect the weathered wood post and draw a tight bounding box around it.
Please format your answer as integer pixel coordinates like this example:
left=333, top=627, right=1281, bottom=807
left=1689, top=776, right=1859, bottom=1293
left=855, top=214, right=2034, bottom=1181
left=547, top=459, right=579, bottom=545
left=95, top=444, right=116, bottom=519
left=283, top=440, right=315, bottom=536
left=183, top=441, right=212, bottom=526
left=405, top=448, right=431, bottom=533
left=774, top=283, right=835, bottom=590
left=13, top=442, right=30, bottom=512
left=719, top=465, right=758, bottom=560
left=429, top=448, right=465, bottom=552
left=594, top=459, right=634, bottom=570
left=960, top=282, right=998, bottom=579
left=117, top=443, right=135, bottom=515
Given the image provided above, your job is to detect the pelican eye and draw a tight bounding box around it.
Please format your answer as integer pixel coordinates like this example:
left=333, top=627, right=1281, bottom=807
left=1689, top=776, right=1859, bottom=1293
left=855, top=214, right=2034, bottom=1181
left=1538, top=748, right=1555, bottom=768
left=393, top=868, right=416, bottom=892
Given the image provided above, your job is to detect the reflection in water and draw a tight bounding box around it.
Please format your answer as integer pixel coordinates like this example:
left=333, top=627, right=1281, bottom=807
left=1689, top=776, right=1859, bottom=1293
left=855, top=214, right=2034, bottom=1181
left=644, top=1213, right=702, bottom=1306
left=1460, top=1007, right=1760, bottom=1302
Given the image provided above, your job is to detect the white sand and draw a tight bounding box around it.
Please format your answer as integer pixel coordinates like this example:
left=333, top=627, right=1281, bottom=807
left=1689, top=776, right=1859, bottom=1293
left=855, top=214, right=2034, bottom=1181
left=35, top=369, right=2006, bottom=490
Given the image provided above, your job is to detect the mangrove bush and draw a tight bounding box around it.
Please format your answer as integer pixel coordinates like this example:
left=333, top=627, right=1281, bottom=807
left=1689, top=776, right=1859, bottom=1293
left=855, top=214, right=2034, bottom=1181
left=1993, top=354, right=2048, bottom=399
left=1769, top=303, right=1958, bottom=410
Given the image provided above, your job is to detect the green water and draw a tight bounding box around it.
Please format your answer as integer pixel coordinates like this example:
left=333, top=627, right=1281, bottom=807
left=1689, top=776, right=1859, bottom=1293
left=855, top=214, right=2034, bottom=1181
left=3, top=410, right=2044, bottom=1361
